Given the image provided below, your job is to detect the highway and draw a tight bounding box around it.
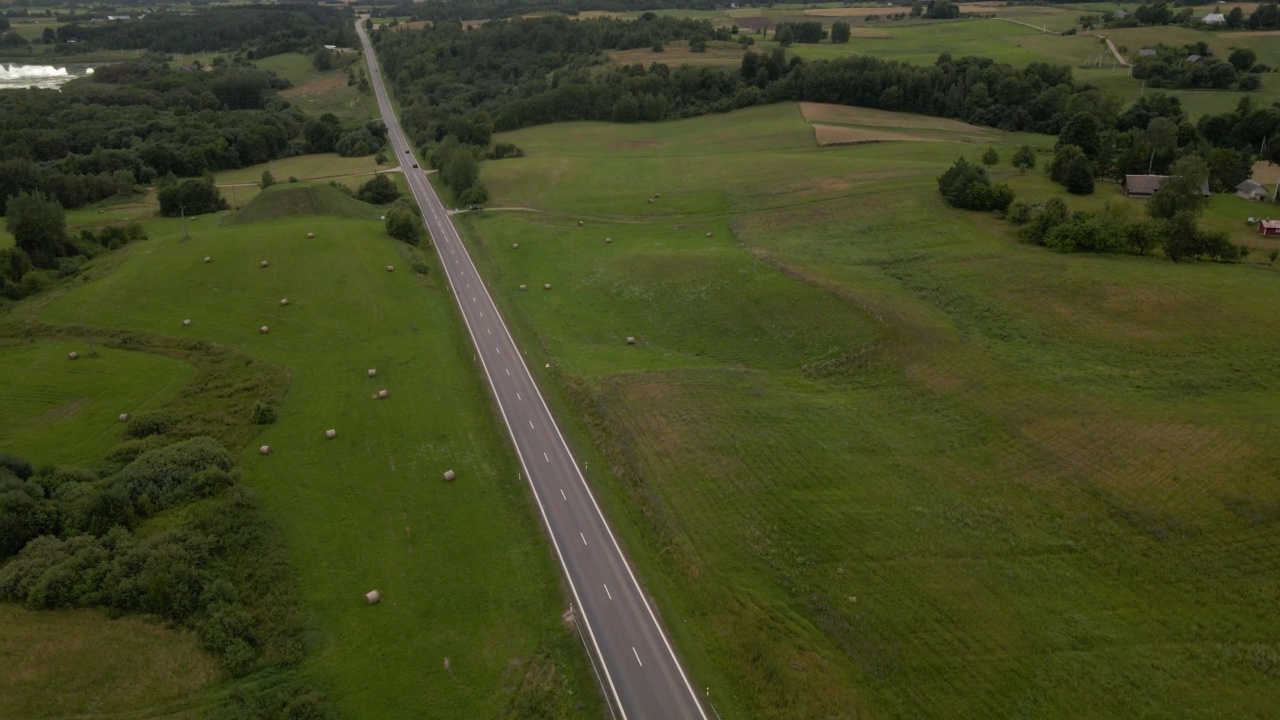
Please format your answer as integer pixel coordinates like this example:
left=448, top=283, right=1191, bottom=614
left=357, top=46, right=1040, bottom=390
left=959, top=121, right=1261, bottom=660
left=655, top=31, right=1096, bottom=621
left=355, top=21, right=710, bottom=720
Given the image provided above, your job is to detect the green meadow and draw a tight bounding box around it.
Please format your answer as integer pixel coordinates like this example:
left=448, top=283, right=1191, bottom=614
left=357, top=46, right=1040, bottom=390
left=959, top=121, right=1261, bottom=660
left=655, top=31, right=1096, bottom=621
left=1, top=184, right=600, bottom=719
left=456, top=103, right=1280, bottom=719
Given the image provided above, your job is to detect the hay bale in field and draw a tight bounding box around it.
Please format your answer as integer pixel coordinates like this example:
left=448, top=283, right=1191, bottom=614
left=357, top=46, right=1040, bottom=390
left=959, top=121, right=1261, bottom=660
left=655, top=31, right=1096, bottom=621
left=325, top=428, right=337, bottom=439
left=203, top=256, right=212, bottom=264
left=260, top=260, right=269, bottom=268
left=647, top=198, right=653, bottom=204
left=378, top=389, right=388, bottom=399
left=605, top=237, right=611, bottom=243
left=543, top=283, right=551, bottom=290
left=280, top=298, right=289, bottom=306
left=442, top=469, right=456, bottom=482
left=512, top=243, right=519, bottom=249
left=307, top=232, right=315, bottom=238
left=119, top=413, right=130, bottom=422
left=577, top=220, right=584, bottom=226
left=259, top=445, right=272, bottom=455
left=654, top=193, right=660, bottom=198
left=182, top=319, right=192, bottom=327
left=387, top=265, right=395, bottom=272
left=67, top=351, right=79, bottom=360
left=519, top=284, right=527, bottom=291
left=365, top=590, right=381, bottom=604
left=626, top=336, right=635, bottom=345
left=259, top=325, right=269, bottom=334
left=706, top=232, right=713, bottom=238
left=368, top=368, right=378, bottom=377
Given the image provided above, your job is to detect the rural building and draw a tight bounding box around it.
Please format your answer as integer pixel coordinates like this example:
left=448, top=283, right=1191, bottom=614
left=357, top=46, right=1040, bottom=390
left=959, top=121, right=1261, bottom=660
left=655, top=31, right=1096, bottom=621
left=1138, top=48, right=1157, bottom=57
left=106, top=14, right=131, bottom=20
left=1259, top=219, right=1280, bottom=237
left=1123, top=174, right=1211, bottom=198
left=1186, top=54, right=1203, bottom=63
left=1112, top=9, right=1128, bottom=18
left=1201, top=12, right=1226, bottom=24
left=1236, top=180, right=1270, bottom=201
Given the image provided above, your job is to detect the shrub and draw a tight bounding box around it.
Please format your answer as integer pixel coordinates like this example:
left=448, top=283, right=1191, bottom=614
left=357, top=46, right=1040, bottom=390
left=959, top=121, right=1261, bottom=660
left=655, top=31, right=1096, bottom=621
left=251, top=401, right=278, bottom=425
left=356, top=173, right=400, bottom=205
left=109, top=436, right=235, bottom=516
left=124, top=410, right=177, bottom=439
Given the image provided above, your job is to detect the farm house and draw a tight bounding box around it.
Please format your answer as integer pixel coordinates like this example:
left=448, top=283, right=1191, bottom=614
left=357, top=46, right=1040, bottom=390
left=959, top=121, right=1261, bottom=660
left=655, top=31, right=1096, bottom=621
left=1258, top=219, right=1280, bottom=238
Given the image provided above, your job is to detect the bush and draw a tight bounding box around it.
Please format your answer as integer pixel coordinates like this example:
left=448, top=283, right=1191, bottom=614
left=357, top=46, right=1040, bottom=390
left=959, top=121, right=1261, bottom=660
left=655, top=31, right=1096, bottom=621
left=385, top=205, right=424, bottom=246
left=124, top=410, right=177, bottom=439
left=250, top=401, right=277, bottom=425
left=356, top=173, right=400, bottom=205
left=109, top=436, right=235, bottom=517
left=937, top=157, right=1013, bottom=211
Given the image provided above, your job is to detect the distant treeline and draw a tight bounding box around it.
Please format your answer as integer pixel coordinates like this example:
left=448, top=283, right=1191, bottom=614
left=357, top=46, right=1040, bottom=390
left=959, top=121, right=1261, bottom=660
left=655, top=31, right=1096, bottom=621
left=370, top=0, right=721, bottom=22
left=1097, top=0, right=1280, bottom=29
left=6, top=5, right=357, bottom=58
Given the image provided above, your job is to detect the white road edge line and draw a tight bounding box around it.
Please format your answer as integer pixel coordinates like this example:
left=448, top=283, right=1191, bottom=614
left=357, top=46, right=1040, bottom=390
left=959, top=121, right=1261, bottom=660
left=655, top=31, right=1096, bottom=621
left=580, top=532, right=588, bottom=546
left=632, top=647, right=643, bottom=667
left=604, top=584, right=613, bottom=600
left=561, top=489, right=568, bottom=500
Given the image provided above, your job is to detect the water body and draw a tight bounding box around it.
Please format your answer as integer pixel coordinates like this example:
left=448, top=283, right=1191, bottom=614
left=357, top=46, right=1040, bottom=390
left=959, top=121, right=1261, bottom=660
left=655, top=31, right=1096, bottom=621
left=0, top=63, right=94, bottom=90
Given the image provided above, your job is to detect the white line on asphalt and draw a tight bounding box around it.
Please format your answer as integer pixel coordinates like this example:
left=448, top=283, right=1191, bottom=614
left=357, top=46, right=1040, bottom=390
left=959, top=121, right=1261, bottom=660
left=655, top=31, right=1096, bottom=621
left=496, top=347, right=500, bottom=354
left=544, top=452, right=549, bottom=462
left=561, top=489, right=567, bottom=500
left=529, top=420, right=535, bottom=429
left=487, top=328, right=492, bottom=335
left=632, top=647, right=643, bottom=666
left=580, top=532, right=588, bottom=546
left=604, top=584, right=613, bottom=600
left=506, top=368, right=510, bottom=376
left=517, top=393, right=522, bottom=401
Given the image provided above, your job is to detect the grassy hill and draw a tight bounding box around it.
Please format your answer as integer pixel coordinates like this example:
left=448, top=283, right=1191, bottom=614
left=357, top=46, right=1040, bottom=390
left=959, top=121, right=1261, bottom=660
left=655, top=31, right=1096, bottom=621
left=2, top=183, right=600, bottom=719
left=457, top=102, right=1280, bottom=719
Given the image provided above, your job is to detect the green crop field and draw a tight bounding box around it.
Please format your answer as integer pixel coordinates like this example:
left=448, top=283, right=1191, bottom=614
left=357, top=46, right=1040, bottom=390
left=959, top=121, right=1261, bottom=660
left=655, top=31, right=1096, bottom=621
left=3, top=184, right=600, bottom=720
left=257, top=51, right=377, bottom=122
left=455, top=102, right=1280, bottom=719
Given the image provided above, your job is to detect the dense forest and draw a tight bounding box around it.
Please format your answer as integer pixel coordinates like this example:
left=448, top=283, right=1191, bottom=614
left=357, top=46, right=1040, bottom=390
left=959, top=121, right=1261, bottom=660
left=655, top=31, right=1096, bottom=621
left=2, top=4, right=357, bottom=56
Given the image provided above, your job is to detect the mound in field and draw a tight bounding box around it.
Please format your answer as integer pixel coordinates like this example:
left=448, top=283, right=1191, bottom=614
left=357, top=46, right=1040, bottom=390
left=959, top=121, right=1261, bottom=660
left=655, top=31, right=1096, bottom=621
left=228, top=183, right=382, bottom=224
left=801, top=102, right=994, bottom=135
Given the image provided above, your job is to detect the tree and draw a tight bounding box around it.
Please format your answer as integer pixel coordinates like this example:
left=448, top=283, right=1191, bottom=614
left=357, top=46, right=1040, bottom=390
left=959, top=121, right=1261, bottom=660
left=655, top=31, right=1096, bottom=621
left=831, top=21, right=851, bottom=43
left=1012, top=145, right=1036, bottom=173
left=775, top=25, right=794, bottom=47
left=157, top=178, right=228, bottom=217
left=4, top=191, right=68, bottom=268
left=311, top=47, right=334, bottom=71
left=385, top=205, right=423, bottom=245
left=981, top=147, right=999, bottom=166
left=911, top=1, right=924, bottom=17
left=259, top=171, right=275, bottom=190
left=1148, top=155, right=1209, bottom=220
left=1057, top=112, right=1101, bottom=158
left=1228, top=48, right=1257, bottom=72
left=1049, top=144, right=1087, bottom=184
left=689, top=36, right=707, bottom=52
left=1226, top=7, right=1246, bottom=28
left=357, top=174, right=400, bottom=205
left=42, top=27, right=55, bottom=44
left=1062, top=154, right=1095, bottom=195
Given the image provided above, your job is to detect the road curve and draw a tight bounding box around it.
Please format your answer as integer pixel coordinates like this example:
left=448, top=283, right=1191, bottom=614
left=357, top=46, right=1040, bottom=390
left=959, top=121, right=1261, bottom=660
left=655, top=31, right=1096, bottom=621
left=355, top=20, right=710, bottom=720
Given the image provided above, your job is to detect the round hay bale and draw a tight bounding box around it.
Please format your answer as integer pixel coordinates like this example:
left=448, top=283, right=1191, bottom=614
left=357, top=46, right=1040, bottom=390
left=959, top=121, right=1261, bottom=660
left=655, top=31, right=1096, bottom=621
left=519, top=284, right=527, bottom=291
left=654, top=193, right=660, bottom=198
left=119, top=413, right=130, bottom=422
left=512, top=243, right=519, bottom=249
left=605, top=237, right=612, bottom=243
left=325, top=429, right=337, bottom=439
left=706, top=232, right=713, bottom=238
left=260, top=260, right=269, bottom=268
left=543, top=283, right=551, bottom=290
left=307, top=232, right=315, bottom=239
left=577, top=220, right=584, bottom=226
left=626, top=336, right=635, bottom=345
left=259, top=445, right=272, bottom=455
left=647, top=198, right=653, bottom=204
left=203, top=256, right=212, bottom=264
left=368, top=368, right=378, bottom=377
left=365, top=590, right=381, bottom=605
left=259, top=325, right=270, bottom=334
left=387, top=265, right=395, bottom=272
left=280, top=298, right=289, bottom=306
left=67, top=351, right=79, bottom=360
left=442, top=469, right=456, bottom=482
left=182, top=319, right=192, bottom=327
left=378, top=389, right=389, bottom=399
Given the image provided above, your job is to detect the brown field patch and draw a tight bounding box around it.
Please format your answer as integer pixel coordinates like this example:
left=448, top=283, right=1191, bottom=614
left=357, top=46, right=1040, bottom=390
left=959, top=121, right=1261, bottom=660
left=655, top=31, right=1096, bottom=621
left=0, top=605, right=219, bottom=720
left=1252, top=161, right=1280, bottom=185
left=800, top=102, right=993, bottom=135
left=811, top=124, right=932, bottom=146
left=280, top=75, right=346, bottom=97
left=1229, top=29, right=1280, bottom=38
left=805, top=3, right=1002, bottom=17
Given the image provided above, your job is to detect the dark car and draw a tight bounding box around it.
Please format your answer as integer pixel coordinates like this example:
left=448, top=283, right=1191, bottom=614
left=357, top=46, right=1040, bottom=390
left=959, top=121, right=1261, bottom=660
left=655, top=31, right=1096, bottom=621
left=404, top=149, right=410, bottom=154
left=412, top=163, right=419, bottom=168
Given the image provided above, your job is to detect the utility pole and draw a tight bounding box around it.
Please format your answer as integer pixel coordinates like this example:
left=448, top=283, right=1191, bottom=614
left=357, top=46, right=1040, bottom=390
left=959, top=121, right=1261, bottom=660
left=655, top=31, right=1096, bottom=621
left=1147, top=148, right=1156, bottom=175
left=180, top=204, right=189, bottom=241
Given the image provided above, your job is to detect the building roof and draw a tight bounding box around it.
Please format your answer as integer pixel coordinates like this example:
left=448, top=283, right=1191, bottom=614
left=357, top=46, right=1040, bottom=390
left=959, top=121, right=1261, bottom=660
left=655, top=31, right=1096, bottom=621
left=1186, top=54, right=1203, bottom=63
left=1112, top=9, right=1128, bottom=17
left=1138, top=48, right=1157, bottom=56
left=1260, top=219, right=1280, bottom=230
left=1125, top=175, right=1165, bottom=194
left=1237, top=180, right=1266, bottom=193
left=1202, top=12, right=1226, bottom=22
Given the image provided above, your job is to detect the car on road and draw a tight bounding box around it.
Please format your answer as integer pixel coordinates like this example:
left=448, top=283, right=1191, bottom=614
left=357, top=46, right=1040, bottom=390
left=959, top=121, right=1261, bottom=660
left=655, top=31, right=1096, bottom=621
left=412, top=163, right=419, bottom=168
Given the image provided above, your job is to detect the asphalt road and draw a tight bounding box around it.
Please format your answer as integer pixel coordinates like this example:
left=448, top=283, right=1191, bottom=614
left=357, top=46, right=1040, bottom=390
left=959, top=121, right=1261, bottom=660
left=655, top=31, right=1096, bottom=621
left=356, top=21, right=710, bottom=720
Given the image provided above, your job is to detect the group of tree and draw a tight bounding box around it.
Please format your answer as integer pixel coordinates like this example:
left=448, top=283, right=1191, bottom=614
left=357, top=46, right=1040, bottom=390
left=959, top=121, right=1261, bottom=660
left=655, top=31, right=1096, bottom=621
left=774, top=21, right=827, bottom=46
left=1130, top=43, right=1262, bottom=92
left=13, top=5, right=356, bottom=58
left=936, top=157, right=1014, bottom=212
left=1100, top=0, right=1280, bottom=29
left=1040, top=94, right=1278, bottom=197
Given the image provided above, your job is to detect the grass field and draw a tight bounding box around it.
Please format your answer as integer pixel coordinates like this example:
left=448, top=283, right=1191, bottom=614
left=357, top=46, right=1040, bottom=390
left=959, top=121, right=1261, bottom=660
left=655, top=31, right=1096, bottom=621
left=456, top=102, right=1280, bottom=719
left=4, top=184, right=601, bottom=719
left=0, top=605, right=220, bottom=720
left=256, top=52, right=376, bottom=122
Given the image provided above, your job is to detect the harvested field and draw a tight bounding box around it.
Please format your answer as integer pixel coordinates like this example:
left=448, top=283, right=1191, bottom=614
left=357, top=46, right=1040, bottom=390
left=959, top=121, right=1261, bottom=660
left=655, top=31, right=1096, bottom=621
left=1252, top=161, right=1280, bottom=185
left=811, top=124, right=931, bottom=145
left=611, top=42, right=747, bottom=67
left=279, top=75, right=347, bottom=97
left=800, top=102, right=996, bottom=136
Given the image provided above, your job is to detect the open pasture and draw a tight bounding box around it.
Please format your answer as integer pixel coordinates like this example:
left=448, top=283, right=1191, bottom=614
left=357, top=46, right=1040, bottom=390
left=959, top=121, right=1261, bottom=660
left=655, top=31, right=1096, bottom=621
left=17, top=185, right=599, bottom=720
left=466, top=103, right=1280, bottom=719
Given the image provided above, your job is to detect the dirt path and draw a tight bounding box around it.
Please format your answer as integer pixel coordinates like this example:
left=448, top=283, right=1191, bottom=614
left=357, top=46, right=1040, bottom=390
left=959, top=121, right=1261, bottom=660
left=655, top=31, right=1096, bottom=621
left=1094, top=34, right=1132, bottom=67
